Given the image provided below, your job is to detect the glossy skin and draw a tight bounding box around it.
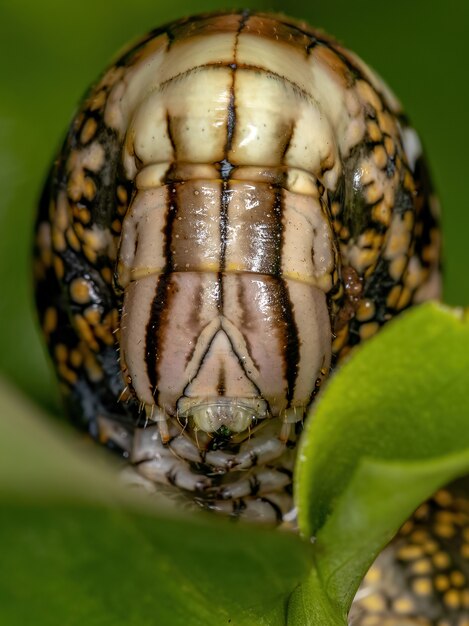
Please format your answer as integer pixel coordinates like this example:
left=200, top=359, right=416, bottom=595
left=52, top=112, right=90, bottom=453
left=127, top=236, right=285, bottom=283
left=33, top=11, right=467, bottom=623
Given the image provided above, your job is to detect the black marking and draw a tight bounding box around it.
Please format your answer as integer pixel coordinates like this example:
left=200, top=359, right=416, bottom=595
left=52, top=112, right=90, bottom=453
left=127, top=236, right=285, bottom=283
left=145, top=273, right=171, bottom=401
left=166, top=112, right=177, bottom=159
left=158, top=62, right=312, bottom=104
left=249, top=475, right=261, bottom=496
left=276, top=277, right=301, bottom=406
left=271, top=188, right=283, bottom=277
left=225, top=87, right=236, bottom=157
left=219, top=183, right=230, bottom=274
left=259, top=496, right=283, bottom=523
left=232, top=498, right=247, bottom=518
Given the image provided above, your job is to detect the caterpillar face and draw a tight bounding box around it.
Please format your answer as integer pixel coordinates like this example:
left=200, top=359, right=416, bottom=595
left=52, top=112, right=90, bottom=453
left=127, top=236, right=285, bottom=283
left=34, top=11, right=440, bottom=520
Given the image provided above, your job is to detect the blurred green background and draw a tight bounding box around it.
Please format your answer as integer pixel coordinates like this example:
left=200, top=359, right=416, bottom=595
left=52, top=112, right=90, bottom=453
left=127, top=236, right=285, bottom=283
left=0, top=0, right=467, bottom=413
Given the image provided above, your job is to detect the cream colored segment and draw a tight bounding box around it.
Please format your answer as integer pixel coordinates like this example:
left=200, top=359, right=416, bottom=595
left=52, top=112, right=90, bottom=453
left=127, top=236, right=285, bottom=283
left=123, top=68, right=232, bottom=176
left=117, top=183, right=223, bottom=286
left=283, top=102, right=342, bottom=191
left=223, top=275, right=288, bottom=414
left=136, top=163, right=172, bottom=189
left=284, top=280, right=331, bottom=405
left=231, top=70, right=340, bottom=182
left=157, top=34, right=237, bottom=84
left=308, top=58, right=366, bottom=159
left=104, top=33, right=236, bottom=137
left=229, top=70, right=301, bottom=166
left=120, top=276, right=158, bottom=406
left=182, top=327, right=260, bottom=400
left=117, top=187, right=168, bottom=286
left=236, top=34, right=313, bottom=95
left=149, top=276, right=221, bottom=411
left=281, top=191, right=335, bottom=290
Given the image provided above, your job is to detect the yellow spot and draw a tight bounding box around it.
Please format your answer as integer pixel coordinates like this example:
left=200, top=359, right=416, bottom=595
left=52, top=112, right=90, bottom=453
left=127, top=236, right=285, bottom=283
left=389, top=255, right=407, bottom=281
left=386, top=284, right=402, bottom=309
left=373, top=143, right=387, bottom=168
left=331, top=325, right=349, bottom=353
left=74, top=205, right=91, bottom=224
left=392, top=596, right=415, bottom=613
left=84, top=307, right=101, bottom=326
left=434, top=574, right=450, bottom=592
left=371, top=201, right=391, bottom=227
left=396, top=286, right=412, bottom=310
left=384, top=136, right=395, bottom=157
left=397, top=544, right=423, bottom=561
left=52, top=228, right=66, bottom=253
left=70, top=349, right=83, bottom=368
left=365, top=181, right=383, bottom=205
left=432, top=551, right=451, bottom=569
left=75, top=315, right=99, bottom=351
left=101, top=267, right=113, bottom=284
left=117, top=185, right=128, bottom=204
left=450, top=570, right=466, bottom=587
left=74, top=222, right=85, bottom=239
left=411, top=529, right=429, bottom=544
left=364, top=566, right=381, bottom=584
left=58, top=362, right=78, bottom=385
left=411, top=558, right=432, bottom=575
left=112, top=219, right=122, bottom=233
left=54, top=343, right=68, bottom=362
left=70, top=277, right=92, bottom=305
left=443, top=589, right=460, bottom=610
left=83, top=177, right=97, bottom=201
left=400, top=520, right=414, bottom=535
left=43, top=307, right=58, bottom=335
left=415, top=503, right=430, bottom=519
left=83, top=244, right=98, bottom=264
left=356, top=79, right=382, bottom=112
left=412, top=577, right=432, bottom=595
left=80, top=117, right=98, bottom=144
left=359, top=592, right=386, bottom=612
left=66, top=227, right=81, bottom=252
left=89, top=89, right=107, bottom=111
left=423, top=539, right=438, bottom=555
left=434, top=523, right=455, bottom=539
left=356, top=299, right=375, bottom=322
left=359, top=321, right=380, bottom=341
left=84, top=349, right=103, bottom=382
left=461, top=543, right=469, bottom=559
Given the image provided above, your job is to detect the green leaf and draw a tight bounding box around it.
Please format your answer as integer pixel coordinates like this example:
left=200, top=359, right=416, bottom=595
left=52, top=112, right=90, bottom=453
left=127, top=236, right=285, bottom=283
left=287, top=567, right=346, bottom=626
left=0, top=379, right=313, bottom=626
left=295, top=302, right=469, bottom=613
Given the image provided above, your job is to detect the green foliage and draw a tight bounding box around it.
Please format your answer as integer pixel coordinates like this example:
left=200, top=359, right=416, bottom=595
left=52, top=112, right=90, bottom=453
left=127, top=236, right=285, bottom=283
left=1, top=303, right=468, bottom=625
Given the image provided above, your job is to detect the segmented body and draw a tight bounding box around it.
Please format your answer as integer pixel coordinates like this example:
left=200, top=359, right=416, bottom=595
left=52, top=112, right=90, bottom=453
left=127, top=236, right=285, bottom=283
left=33, top=11, right=467, bottom=623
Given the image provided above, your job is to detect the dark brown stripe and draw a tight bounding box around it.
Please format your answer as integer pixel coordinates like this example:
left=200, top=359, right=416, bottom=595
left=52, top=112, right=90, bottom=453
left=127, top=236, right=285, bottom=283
left=166, top=112, right=177, bottom=160
left=145, top=273, right=171, bottom=401
left=275, top=277, right=300, bottom=406
left=144, top=184, right=178, bottom=399
left=217, top=364, right=226, bottom=396
left=157, top=62, right=312, bottom=104
left=219, top=182, right=229, bottom=274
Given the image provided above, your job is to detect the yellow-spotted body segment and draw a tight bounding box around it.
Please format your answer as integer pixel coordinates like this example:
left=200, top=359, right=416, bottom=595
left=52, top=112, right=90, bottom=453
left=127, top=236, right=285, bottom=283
left=32, top=15, right=463, bottom=618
